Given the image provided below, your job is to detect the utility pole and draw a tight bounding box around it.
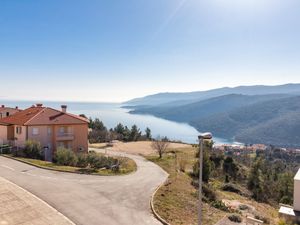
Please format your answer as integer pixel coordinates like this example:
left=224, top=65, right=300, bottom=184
left=198, top=132, right=212, bottom=225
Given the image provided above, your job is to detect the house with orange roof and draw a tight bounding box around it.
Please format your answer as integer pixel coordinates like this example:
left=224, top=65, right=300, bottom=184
left=0, top=104, right=21, bottom=119
left=0, top=104, right=89, bottom=161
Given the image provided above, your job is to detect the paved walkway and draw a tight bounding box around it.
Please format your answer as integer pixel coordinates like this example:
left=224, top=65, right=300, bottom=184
left=0, top=176, right=74, bottom=225
left=0, top=149, right=168, bottom=225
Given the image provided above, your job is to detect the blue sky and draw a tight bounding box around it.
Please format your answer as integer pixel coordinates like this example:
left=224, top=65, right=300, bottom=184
left=0, top=0, right=300, bottom=102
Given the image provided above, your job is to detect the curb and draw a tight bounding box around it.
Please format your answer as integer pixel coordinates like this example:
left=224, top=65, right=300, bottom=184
left=150, top=177, right=171, bottom=225
left=0, top=155, right=135, bottom=176
left=1, top=177, right=76, bottom=225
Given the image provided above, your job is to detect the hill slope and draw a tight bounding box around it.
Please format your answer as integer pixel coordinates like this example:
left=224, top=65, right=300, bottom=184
left=125, top=83, right=300, bottom=106
left=130, top=94, right=289, bottom=123
left=192, top=96, right=300, bottom=147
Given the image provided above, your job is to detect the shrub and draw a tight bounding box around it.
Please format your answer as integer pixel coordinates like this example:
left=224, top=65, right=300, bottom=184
left=254, top=214, right=270, bottom=224
left=228, top=214, right=242, bottom=223
left=87, top=153, right=118, bottom=170
left=178, top=157, right=188, bottom=172
left=212, top=200, right=229, bottom=212
left=222, top=183, right=241, bottom=194
left=203, top=184, right=217, bottom=202
left=280, top=196, right=293, bottom=205
left=76, top=153, right=89, bottom=168
left=238, top=204, right=249, bottom=211
left=55, top=147, right=78, bottom=166
left=23, top=140, right=42, bottom=159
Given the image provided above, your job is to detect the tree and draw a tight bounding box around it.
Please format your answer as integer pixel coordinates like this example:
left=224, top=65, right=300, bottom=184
left=145, top=127, right=152, bottom=140
left=93, top=118, right=107, bottom=131
left=123, top=126, right=131, bottom=142
left=223, top=156, right=239, bottom=180
left=129, top=125, right=141, bottom=141
left=193, top=140, right=212, bottom=182
left=248, top=157, right=264, bottom=201
left=151, top=138, right=169, bottom=158
left=79, top=114, right=87, bottom=119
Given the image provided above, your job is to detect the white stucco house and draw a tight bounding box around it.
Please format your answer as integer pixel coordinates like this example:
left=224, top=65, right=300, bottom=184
left=279, top=168, right=300, bottom=223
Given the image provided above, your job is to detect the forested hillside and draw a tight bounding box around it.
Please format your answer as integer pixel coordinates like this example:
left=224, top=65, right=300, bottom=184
left=128, top=92, right=300, bottom=147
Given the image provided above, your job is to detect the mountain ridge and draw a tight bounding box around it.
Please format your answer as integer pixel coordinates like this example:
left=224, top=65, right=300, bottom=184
left=125, top=84, right=300, bottom=147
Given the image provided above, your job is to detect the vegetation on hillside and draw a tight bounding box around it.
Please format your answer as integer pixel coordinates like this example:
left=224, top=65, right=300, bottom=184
left=88, top=118, right=152, bottom=143
left=130, top=94, right=300, bottom=147
left=147, top=143, right=299, bottom=225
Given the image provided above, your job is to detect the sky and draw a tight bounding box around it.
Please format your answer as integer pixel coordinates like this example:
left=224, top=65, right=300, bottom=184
left=0, top=0, right=300, bottom=102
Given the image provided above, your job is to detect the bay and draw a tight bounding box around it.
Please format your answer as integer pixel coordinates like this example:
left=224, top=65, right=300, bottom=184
left=1, top=100, right=239, bottom=144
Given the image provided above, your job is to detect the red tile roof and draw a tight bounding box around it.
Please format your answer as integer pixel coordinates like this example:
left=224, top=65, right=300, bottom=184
left=0, top=105, right=89, bottom=125
left=0, top=106, right=44, bottom=125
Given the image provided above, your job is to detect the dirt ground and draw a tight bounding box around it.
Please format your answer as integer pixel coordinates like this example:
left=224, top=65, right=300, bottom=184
left=89, top=141, right=191, bottom=156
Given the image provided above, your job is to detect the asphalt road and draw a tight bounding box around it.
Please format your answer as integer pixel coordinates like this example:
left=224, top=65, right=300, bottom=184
left=0, top=149, right=168, bottom=225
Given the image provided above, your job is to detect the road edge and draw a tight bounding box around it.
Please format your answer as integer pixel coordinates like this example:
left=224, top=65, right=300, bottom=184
left=1, top=154, right=136, bottom=176
left=150, top=176, right=171, bottom=225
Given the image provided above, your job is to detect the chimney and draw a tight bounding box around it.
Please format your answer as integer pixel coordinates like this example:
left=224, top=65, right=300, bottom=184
left=61, top=105, right=67, bottom=113
left=1, top=105, right=4, bottom=108
left=36, top=103, right=43, bottom=107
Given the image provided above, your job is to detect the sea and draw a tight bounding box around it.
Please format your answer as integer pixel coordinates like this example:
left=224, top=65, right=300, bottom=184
left=1, top=100, right=239, bottom=145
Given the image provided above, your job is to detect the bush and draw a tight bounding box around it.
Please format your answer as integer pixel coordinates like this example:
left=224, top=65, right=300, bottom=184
left=238, top=204, right=249, bottom=211
left=55, top=147, right=78, bottom=166
left=76, top=153, right=89, bottom=168
left=87, top=153, right=118, bottom=170
left=23, top=140, right=42, bottom=159
left=280, top=196, right=293, bottom=205
left=228, top=214, right=242, bottom=223
left=255, top=214, right=270, bottom=224
left=203, top=184, right=217, bottom=202
left=222, top=183, right=241, bottom=194
left=178, top=157, right=188, bottom=172
left=212, top=200, right=229, bottom=212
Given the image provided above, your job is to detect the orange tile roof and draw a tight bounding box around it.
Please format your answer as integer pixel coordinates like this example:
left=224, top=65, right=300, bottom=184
left=0, top=106, right=44, bottom=125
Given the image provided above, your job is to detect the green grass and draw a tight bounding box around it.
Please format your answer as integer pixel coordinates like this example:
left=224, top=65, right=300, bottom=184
left=4, top=155, right=137, bottom=176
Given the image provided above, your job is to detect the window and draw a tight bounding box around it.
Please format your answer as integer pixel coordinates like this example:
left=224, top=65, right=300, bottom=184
left=47, top=127, right=52, bottom=136
left=32, top=128, right=39, bottom=135
left=59, top=127, right=65, bottom=134
left=16, top=126, right=22, bottom=134
left=0, top=113, right=2, bottom=119
left=6, top=112, right=9, bottom=117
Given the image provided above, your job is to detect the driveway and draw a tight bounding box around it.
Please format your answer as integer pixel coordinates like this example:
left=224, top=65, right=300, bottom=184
left=0, top=149, right=168, bottom=225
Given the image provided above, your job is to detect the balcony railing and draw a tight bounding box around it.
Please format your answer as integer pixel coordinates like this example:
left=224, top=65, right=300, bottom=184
left=56, top=133, right=74, bottom=141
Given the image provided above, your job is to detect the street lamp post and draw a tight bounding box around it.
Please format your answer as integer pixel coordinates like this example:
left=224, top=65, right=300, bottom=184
left=198, top=132, right=212, bottom=225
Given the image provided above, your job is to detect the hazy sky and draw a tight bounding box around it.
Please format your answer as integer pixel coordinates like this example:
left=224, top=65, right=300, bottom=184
left=1, top=0, right=300, bottom=102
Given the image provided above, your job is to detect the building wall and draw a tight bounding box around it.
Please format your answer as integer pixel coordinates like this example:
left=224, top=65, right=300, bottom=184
left=26, top=124, right=88, bottom=153
left=72, top=124, right=88, bottom=153
left=294, top=170, right=300, bottom=211
left=0, top=125, right=7, bottom=144
left=27, top=125, right=53, bottom=149
left=14, top=125, right=27, bottom=147
left=53, top=124, right=88, bottom=153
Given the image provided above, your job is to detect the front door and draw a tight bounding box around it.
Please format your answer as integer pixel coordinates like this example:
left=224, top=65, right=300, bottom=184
left=44, top=144, right=53, bottom=162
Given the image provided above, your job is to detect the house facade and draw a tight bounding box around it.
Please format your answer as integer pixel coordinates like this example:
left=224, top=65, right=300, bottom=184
left=0, top=104, right=89, bottom=160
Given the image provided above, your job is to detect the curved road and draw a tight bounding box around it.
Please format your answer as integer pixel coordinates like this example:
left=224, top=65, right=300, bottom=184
left=0, top=148, right=168, bottom=225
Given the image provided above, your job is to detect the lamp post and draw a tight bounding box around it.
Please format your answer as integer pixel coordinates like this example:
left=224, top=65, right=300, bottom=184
left=198, top=132, right=212, bottom=225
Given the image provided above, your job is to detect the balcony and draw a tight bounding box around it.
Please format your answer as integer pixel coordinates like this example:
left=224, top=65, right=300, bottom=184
left=56, top=133, right=74, bottom=141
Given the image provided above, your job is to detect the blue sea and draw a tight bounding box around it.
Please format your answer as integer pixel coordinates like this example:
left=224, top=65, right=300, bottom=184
left=1, top=100, right=238, bottom=145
